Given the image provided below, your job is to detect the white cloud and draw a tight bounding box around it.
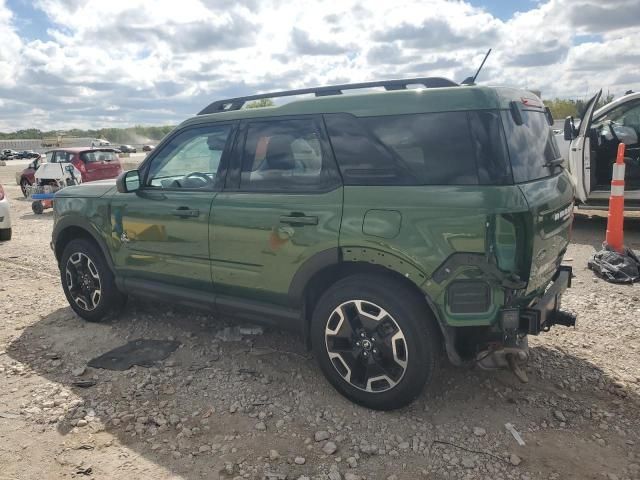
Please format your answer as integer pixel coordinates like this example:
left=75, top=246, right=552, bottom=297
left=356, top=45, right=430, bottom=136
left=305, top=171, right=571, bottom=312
left=0, top=0, right=638, bottom=130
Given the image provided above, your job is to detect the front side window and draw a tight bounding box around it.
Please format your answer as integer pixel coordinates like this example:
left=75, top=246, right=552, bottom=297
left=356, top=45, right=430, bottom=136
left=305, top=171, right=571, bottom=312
left=51, top=151, right=73, bottom=163
left=501, top=109, right=561, bottom=183
left=240, top=118, right=333, bottom=191
left=146, top=124, right=232, bottom=189
left=596, top=101, right=640, bottom=146
left=81, top=150, right=118, bottom=163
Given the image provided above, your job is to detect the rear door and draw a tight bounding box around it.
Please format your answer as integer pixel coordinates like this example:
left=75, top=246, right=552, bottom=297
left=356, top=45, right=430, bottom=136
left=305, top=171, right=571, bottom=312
left=210, top=116, right=343, bottom=311
left=80, top=150, right=122, bottom=181
left=501, top=105, right=575, bottom=293
left=568, top=90, right=602, bottom=202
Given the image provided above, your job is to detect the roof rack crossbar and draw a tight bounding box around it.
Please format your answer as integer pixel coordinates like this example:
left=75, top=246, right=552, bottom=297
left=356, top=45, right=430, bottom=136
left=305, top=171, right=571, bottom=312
left=198, top=77, right=457, bottom=115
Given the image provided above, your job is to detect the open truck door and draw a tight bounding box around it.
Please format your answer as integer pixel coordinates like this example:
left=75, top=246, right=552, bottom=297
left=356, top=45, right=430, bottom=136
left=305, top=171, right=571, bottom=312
left=566, top=90, right=602, bottom=202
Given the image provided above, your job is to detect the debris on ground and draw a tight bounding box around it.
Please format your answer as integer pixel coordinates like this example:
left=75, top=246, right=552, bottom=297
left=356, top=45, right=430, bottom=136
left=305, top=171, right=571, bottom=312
left=87, top=339, right=181, bottom=370
left=588, top=244, right=640, bottom=283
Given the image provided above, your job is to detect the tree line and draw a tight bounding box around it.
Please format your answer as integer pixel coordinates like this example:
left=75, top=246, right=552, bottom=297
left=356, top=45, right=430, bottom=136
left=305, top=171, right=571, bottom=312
left=0, top=125, right=176, bottom=143
left=544, top=93, right=615, bottom=120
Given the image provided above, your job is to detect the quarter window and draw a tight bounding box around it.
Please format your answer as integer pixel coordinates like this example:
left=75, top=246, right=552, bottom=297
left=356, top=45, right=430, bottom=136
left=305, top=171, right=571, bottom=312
left=146, top=124, right=232, bottom=189
left=325, top=112, right=511, bottom=186
left=240, top=118, right=333, bottom=191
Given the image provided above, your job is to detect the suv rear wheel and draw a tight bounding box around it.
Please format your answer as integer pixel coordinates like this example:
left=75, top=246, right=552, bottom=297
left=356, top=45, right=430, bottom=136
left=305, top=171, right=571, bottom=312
left=60, top=238, right=126, bottom=322
left=311, top=274, right=439, bottom=410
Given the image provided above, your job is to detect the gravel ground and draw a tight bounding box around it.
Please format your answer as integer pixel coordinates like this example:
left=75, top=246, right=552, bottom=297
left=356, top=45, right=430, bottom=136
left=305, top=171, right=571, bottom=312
left=0, top=161, right=639, bottom=480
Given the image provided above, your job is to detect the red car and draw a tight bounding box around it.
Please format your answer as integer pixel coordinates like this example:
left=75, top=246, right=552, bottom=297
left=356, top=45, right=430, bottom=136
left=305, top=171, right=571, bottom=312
left=17, top=148, right=123, bottom=197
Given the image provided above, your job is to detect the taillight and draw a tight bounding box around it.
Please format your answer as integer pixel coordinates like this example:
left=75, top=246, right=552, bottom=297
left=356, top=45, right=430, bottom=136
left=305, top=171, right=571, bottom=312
left=0, top=184, right=4, bottom=200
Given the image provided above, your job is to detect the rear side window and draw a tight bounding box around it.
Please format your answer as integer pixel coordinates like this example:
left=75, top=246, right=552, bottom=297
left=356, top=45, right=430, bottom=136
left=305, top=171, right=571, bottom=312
left=240, top=118, right=338, bottom=192
left=501, top=110, right=561, bottom=183
left=325, top=112, right=512, bottom=186
left=81, top=151, right=118, bottom=163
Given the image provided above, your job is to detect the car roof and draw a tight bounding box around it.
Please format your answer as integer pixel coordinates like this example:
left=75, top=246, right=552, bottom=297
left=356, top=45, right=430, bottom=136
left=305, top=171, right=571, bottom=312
left=181, top=84, right=533, bottom=128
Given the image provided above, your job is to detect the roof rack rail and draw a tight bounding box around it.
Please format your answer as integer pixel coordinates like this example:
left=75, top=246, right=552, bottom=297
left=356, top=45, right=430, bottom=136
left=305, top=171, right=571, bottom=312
left=198, top=77, right=458, bottom=115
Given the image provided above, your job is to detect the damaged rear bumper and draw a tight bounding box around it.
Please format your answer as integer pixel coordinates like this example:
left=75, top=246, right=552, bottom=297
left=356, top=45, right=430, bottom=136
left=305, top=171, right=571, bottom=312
left=477, top=265, right=575, bottom=371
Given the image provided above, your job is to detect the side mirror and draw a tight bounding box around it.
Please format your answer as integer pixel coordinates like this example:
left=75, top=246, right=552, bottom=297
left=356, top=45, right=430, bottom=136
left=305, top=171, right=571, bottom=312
left=64, top=165, right=75, bottom=173
left=563, top=116, right=576, bottom=141
left=116, top=170, right=141, bottom=193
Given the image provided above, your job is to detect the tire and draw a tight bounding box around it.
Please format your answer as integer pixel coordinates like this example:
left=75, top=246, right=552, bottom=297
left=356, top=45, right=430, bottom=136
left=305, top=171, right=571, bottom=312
left=60, top=238, right=126, bottom=322
left=311, top=274, right=440, bottom=410
left=20, top=179, right=30, bottom=197
left=31, top=201, right=44, bottom=214
left=0, top=228, right=11, bottom=241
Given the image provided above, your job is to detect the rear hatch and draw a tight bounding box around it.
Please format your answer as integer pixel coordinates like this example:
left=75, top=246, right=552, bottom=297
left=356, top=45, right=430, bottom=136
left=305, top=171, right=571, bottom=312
left=500, top=94, right=574, bottom=293
left=80, top=149, right=122, bottom=181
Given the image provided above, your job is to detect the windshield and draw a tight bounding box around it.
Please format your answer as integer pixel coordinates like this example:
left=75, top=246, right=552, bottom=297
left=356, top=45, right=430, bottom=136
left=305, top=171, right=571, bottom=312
left=501, top=109, right=562, bottom=183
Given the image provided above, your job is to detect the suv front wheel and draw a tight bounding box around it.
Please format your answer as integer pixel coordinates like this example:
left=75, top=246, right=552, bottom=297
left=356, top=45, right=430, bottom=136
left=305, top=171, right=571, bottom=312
left=311, top=274, right=439, bottom=410
left=60, top=238, right=126, bottom=322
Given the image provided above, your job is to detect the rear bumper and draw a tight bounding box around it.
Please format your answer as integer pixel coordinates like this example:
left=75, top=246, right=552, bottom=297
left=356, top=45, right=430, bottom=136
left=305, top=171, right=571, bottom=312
left=517, top=265, right=575, bottom=334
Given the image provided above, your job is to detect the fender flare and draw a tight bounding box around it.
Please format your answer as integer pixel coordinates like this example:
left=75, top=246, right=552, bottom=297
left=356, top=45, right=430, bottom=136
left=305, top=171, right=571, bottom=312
left=52, top=216, right=115, bottom=270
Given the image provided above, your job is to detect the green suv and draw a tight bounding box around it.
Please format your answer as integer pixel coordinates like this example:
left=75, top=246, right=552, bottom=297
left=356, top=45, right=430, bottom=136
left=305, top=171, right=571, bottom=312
left=52, top=78, right=576, bottom=410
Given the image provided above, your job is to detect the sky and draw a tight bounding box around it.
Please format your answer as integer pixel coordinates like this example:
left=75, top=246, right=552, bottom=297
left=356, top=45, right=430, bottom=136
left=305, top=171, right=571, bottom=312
left=0, top=0, right=638, bottom=131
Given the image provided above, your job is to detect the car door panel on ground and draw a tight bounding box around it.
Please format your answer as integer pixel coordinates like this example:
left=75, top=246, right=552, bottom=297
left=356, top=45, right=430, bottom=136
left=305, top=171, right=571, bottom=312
left=210, top=116, right=343, bottom=308
left=110, top=123, right=236, bottom=292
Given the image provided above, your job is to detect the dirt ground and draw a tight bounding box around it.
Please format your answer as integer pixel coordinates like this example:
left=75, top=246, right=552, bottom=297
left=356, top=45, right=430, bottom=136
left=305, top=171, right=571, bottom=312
left=0, top=161, right=638, bottom=480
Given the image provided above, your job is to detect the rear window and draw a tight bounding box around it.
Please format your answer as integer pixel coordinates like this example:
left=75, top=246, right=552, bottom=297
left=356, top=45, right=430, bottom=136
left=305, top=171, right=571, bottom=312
left=81, top=150, right=118, bottom=163
left=500, top=109, right=561, bottom=183
left=325, top=112, right=512, bottom=186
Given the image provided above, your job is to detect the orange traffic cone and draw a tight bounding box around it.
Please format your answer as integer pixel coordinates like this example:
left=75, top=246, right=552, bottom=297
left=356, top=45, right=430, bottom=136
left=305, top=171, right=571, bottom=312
left=605, top=143, right=626, bottom=253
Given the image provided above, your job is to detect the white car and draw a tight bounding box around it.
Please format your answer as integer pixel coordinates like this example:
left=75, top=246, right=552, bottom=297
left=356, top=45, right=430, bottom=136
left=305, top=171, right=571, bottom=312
left=0, top=183, right=11, bottom=241
left=563, top=90, right=640, bottom=210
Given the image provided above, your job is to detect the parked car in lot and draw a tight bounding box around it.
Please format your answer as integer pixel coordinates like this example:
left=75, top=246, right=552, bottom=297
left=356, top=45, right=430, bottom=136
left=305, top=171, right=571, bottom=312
left=15, top=150, right=39, bottom=159
left=142, top=144, right=155, bottom=152
left=15, top=155, right=44, bottom=197
left=119, top=145, right=137, bottom=153
left=36, top=148, right=122, bottom=186
left=51, top=78, right=576, bottom=410
left=0, top=183, right=11, bottom=241
left=1, top=149, right=17, bottom=160
left=562, top=90, right=640, bottom=210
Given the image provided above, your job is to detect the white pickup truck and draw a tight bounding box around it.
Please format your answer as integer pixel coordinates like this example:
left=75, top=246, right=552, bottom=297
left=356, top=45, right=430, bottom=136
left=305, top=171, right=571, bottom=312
left=560, top=91, right=640, bottom=211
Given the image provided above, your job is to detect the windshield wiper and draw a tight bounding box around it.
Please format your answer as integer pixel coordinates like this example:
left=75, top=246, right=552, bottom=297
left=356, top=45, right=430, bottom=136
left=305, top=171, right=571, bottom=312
left=543, top=158, right=565, bottom=169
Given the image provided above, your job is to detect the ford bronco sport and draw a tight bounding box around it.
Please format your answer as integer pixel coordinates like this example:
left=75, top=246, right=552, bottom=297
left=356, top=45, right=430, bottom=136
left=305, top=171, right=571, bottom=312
left=52, top=77, right=576, bottom=410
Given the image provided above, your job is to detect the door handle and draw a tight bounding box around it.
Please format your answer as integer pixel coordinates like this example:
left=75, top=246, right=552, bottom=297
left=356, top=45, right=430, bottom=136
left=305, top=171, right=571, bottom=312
left=279, top=213, right=318, bottom=226
left=171, top=207, right=200, bottom=218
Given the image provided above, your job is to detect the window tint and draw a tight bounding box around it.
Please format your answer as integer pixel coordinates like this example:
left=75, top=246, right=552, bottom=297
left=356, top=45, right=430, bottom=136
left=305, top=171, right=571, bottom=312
left=468, top=111, right=513, bottom=185
left=324, top=114, right=413, bottom=185
left=81, top=150, right=118, bottom=163
left=326, top=112, right=512, bottom=186
left=362, top=113, right=479, bottom=185
left=147, top=124, right=232, bottom=189
left=501, top=110, right=561, bottom=183
left=240, top=118, right=334, bottom=191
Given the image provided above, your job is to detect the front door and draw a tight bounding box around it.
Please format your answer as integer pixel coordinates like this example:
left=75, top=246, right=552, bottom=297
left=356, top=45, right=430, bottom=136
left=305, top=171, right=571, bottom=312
left=568, top=90, right=601, bottom=202
left=210, top=116, right=343, bottom=308
left=110, top=123, right=236, bottom=292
